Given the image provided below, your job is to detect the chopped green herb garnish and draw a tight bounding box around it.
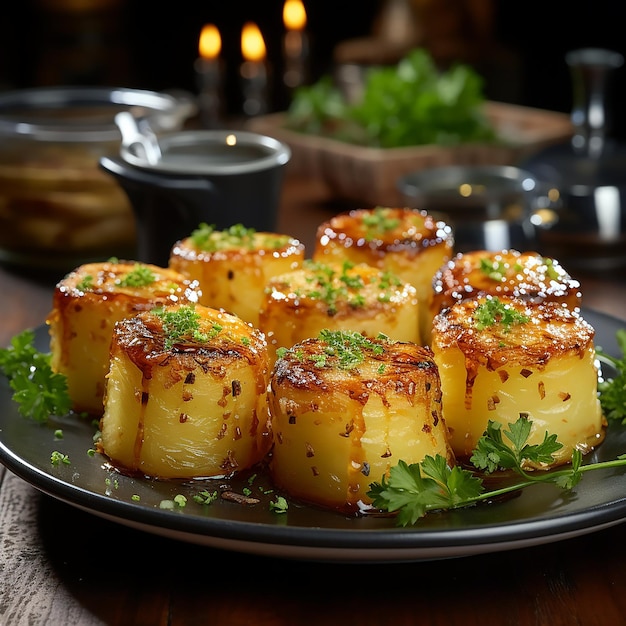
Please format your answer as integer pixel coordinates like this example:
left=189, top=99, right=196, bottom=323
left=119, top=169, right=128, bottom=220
left=479, top=255, right=562, bottom=284
left=76, top=275, right=94, bottom=291
left=158, top=495, right=186, bottom=509
left=279, top=329, right=387, bottom=370
left=54, top=429, right=63, bottom=439
left=189, top=222, right=286, bottom=252
left=473, top=296, right=529, bottom=332
left=50, top=451, right=70, bottom=466
left=173, top=494, right=187, bottom=507
left=116, top=264, right=156, bottom=288
left=361, top=207, right=401, bottom=239
left=543, top=257, right=560, bottom=281
left=190, top=222, right=216, bottom=245
left=269, top=495, right=289, bottom=514
left=479, top=258, right=506, bottom=281
left=152, top=305, right=216, bottom=350
left=297, top=260, right=403, bottom=315
left=317, top=329, right=385, bottom=369
left=193, top=490, right=219, bottom=505
left=192, top=222, right=252, bottom=249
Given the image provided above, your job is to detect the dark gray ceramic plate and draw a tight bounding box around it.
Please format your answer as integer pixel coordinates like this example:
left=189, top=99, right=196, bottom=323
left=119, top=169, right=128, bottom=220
left=0, top=309, right=625, bottom=563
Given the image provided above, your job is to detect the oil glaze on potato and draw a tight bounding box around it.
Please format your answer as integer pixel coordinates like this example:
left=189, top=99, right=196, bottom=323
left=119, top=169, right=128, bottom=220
left=431, top=294, right=605, bottom=467
left=169, top=224, right=305, bottom=328
left=100, top=304, right=272, bottom=479
left=269, top=330, right=454, bottom=514
left=312, top=206, right=454, bottom=342
left=46, top=261, right=200, bottom=415
left=430, top=248, right=582, bottom=318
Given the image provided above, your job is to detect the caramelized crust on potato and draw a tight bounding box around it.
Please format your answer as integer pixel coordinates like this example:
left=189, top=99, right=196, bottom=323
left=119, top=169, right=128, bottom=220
left=312, top=206, right=454, bottom=342
left=258, top=259, right=421, bottom=363
left=431, top=295, right=605, bottom=466
left=46, top=261, right=200, bottom=415
left=431, top=249, right=582, bottom=318
left=269, top=330, right=454, bottom=514
left=100, top=304, right=272, bottom=479
left=169, top=226, right=305, bottom=327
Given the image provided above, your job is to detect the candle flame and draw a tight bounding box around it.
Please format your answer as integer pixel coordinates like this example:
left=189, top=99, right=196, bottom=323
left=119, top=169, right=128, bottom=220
left=283, top=0, right=307, bottom=31
left=199, top=24, right=221, bottom=60
left=241, top=22, right=266, bottom=62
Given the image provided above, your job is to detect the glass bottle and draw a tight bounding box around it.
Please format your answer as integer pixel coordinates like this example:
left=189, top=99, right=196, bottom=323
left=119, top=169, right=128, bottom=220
left=521, top=48, right=626, bottom=272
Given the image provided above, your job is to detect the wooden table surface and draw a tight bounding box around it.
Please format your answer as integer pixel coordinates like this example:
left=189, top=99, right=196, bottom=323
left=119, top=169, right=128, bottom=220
left=2, top=173, right=626, bottom=626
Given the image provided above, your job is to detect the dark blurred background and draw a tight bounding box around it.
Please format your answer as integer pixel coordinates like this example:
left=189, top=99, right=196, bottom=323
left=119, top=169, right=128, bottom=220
left=2, top=0, right=626, bottom=137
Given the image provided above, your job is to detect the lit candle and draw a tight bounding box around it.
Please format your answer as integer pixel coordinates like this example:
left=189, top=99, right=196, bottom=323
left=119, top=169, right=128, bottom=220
left=282, top=0, right=309, bottom=90
left=194, top=24, right=223, bottom=127
left=240, top=22, right=270, bottom=117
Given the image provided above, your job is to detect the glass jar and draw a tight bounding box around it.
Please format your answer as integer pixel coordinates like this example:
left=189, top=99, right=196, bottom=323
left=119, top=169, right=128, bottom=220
left=0, top=86, right=193, bottom=273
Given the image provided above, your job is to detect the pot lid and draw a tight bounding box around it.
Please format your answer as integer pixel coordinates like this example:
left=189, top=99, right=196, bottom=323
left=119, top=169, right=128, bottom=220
left=0, top=86, right=194, bottom=142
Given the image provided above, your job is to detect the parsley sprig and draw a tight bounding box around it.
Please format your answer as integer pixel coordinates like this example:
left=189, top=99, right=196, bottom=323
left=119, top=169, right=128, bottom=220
left=0, top=329, right=72, bottom=422
left=286, top=48, right=495, bottom=148
left=368, top=417, right=626, bottom=527
left=596, top=328, right=626, bottom=423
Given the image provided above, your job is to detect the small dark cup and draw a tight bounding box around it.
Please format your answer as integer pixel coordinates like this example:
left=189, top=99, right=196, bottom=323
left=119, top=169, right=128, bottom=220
left=100, top=129, right=291, bottom=266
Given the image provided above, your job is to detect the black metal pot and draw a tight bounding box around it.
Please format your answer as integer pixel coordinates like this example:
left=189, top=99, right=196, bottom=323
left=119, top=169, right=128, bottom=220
left=100, top=130, right=291, bottom=266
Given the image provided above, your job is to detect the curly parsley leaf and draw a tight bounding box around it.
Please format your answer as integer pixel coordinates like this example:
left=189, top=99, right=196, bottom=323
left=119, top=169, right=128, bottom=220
left=368, top=457, right=484, bottom=526
left=0, top=329, right=72, bottom=422
left=470, top=418, right=563, bottom=473
left=369, top=416, right=626, bottom=527
left=596, top=328, right=626, bottom=424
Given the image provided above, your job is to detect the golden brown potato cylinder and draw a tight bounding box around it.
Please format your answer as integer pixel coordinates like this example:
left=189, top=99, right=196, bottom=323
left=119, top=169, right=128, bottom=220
left=312, top=206, right=454, bottom=343
left=169, top=223, right=305, bottom=327
left=258, top=259, right=421, bottom=364
left=430, top=248, right=582, bottom=318
left=100, top=304, right=273, bottom=479
left=46, top=260, right=200, bottom=415
left=431, top=294, right=605, bottom=467
left=269, top=329, right=454, bottom=514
